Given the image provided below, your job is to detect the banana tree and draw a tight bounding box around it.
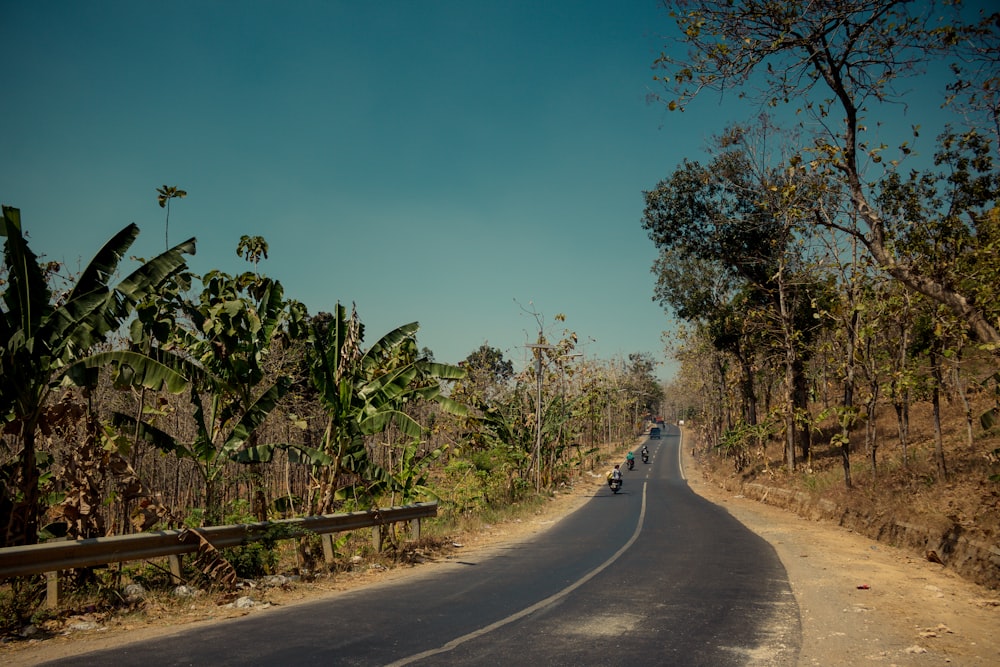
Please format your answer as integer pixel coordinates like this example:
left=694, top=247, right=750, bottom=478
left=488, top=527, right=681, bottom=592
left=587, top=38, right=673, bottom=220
left=113, top=374, right=291, bottom=525
left=386, top=440, right=445, bottom=507
left=298, top=303, right=466, bottom=515
left=114, top=267, right=301, bottom=524
left=461, top=393, right=536, bottom=503
left=0, top=205, right=195, bottom=546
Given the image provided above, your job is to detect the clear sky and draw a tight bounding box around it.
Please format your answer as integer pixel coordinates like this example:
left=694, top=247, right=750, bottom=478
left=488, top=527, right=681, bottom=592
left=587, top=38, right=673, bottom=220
left=4, top=1, right=722, bottom=381
left=3, top=1, right=963, bottom=381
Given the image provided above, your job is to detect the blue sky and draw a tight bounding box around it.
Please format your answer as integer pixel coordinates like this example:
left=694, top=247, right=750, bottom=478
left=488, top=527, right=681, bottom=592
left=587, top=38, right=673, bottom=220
left=1, top=1, right=970, bottom=381
left=4, top=1, right=721, bottom=381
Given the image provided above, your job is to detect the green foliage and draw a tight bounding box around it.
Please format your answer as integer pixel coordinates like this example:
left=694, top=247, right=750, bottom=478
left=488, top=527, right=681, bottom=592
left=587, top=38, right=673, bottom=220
left=0, top=205, right=194, bottom=546
left=222, top=498, right=255, bottom=525
left=390, top=442, right=444, bottom=505
left=236, top=235, right=268, bottom=271
left=182, top=508, right=207, bottom=529
left=298, top=303, right=466, bottom=515
left=0, top=576, right=44, bottom=634
left=453, top=345, right=514, bottom=406
left=156, top=185, right=187, bottom=208
left=716, top=421, right=773, bottom=472
left=653, top=0, right=1000, bottom=349
left=441, top=450, right=532, bottom=515
left=448, top=396, right=541, bottom=510
left=878, top=130, right=1000, bottom=339
left=222, top=541, right=279, bottom=579
left=113, top=254, right=301, bottom=524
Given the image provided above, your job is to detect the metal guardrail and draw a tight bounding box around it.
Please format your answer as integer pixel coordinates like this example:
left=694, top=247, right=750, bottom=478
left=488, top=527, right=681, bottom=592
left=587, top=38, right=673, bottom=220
left=0, top=502, right=437, bottom=580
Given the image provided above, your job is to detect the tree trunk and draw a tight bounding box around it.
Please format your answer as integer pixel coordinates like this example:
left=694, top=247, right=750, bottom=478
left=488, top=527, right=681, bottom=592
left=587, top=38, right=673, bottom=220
left=714, top=356, right=729, bottom=446
left=929, top=348, right=948, bottom=479
left=894, top=400, right=910, bottom=466
left=866, top=388, right=879, bottom=478
left=951, top=355, right=975, bottom=450
left=5, top=422, right=41, bottom=547
left=777, top=268, right=797, bottom=472
left=892, top=328, right=912, bottom=467
left=793, top=358, right=811, bottom=463
left=739, top=352, right=758, bottom=427
left=840, top=305, right=860, bottom=489
left=248, top=426, right=269, bottom=521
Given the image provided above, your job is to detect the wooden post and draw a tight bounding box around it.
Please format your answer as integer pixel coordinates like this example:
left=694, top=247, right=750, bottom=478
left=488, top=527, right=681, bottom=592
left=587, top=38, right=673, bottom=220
left=168, top=555, right=183, bottom=584
left=46, top=571, right=59, bottom=608
left=371, top=526, right=383, bottom=552
left=409, top=518, right=421, bottom=541
left=321, top=533, right=336, bottom=565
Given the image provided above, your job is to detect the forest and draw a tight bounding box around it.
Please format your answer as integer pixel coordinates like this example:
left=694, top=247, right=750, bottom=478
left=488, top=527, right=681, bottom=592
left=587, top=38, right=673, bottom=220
left=645, top=0, right=1000, bottom=584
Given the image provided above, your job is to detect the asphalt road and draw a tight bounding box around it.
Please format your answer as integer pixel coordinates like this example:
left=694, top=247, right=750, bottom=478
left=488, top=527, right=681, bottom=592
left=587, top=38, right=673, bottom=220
left=43, top=425, right=801, bottom=666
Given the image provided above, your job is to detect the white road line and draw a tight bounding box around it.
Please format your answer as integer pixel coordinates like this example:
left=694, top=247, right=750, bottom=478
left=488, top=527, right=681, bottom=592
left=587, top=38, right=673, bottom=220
left=387, top=483, right=649, bottom=666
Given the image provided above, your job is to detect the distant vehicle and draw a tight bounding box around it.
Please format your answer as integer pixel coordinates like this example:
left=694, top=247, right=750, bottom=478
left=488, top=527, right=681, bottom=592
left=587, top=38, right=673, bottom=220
left=649, top=427, right=661, bottom=439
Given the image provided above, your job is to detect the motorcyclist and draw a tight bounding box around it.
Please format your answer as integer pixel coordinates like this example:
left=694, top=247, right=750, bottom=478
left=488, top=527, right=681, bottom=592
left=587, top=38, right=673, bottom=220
left=607, top=464, right=623, bottom=487
left=641, top=444, right=649, bottom=462
left=626, top=450, right=635, bottom=469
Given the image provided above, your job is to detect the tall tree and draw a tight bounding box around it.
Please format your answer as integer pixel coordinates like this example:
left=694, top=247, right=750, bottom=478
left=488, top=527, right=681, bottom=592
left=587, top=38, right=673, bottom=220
left=653, top=248, right=760, bottom=426
left=654, top=0, right=1000, bottom=347
left=643, top=129, right=830, bottom=469
left=156, top=185, right=187, bottom=250
left=454, top=344, right=514, bottom=406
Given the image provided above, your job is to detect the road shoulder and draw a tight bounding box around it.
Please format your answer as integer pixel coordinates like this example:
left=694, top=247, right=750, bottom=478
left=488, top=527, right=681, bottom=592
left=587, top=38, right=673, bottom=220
left=681, top=443, right=999, bottom=666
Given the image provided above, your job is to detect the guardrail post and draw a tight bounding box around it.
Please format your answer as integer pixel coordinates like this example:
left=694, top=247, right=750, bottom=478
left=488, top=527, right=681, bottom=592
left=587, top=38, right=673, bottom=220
left=410, top=518, right=420, bottom=540
left=168, top=555, right=183, bottom=584
left=321, top=534, right=336, bottom=565
left=46, top=571, right=59, bottom=608
left=371, top=526, right=383, bottom=552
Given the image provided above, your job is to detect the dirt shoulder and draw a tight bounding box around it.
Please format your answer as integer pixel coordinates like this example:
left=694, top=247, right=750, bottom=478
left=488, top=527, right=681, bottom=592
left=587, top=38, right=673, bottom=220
left=4, top=452, right=999, bottom=666
left=681, top=444, right=1000, bottom=666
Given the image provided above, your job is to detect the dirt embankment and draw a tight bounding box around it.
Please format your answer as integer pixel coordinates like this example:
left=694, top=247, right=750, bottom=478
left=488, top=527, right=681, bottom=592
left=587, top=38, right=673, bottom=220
left=728, top=479, right=1000, bottom=590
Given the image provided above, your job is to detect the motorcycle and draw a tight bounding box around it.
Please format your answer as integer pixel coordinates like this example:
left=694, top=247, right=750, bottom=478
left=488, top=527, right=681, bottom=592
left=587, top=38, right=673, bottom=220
left=627, top=457, right=635, bottom=471
left=608, top=477, right=622, bottom=494
left=641, top=450, right=649, bottom=464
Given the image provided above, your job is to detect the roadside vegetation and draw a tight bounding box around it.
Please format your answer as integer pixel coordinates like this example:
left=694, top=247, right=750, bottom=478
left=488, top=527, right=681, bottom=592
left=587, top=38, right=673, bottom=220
left=0, top=202, right=663, bottom=637
left=647, top=1, right=999, bottom=587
